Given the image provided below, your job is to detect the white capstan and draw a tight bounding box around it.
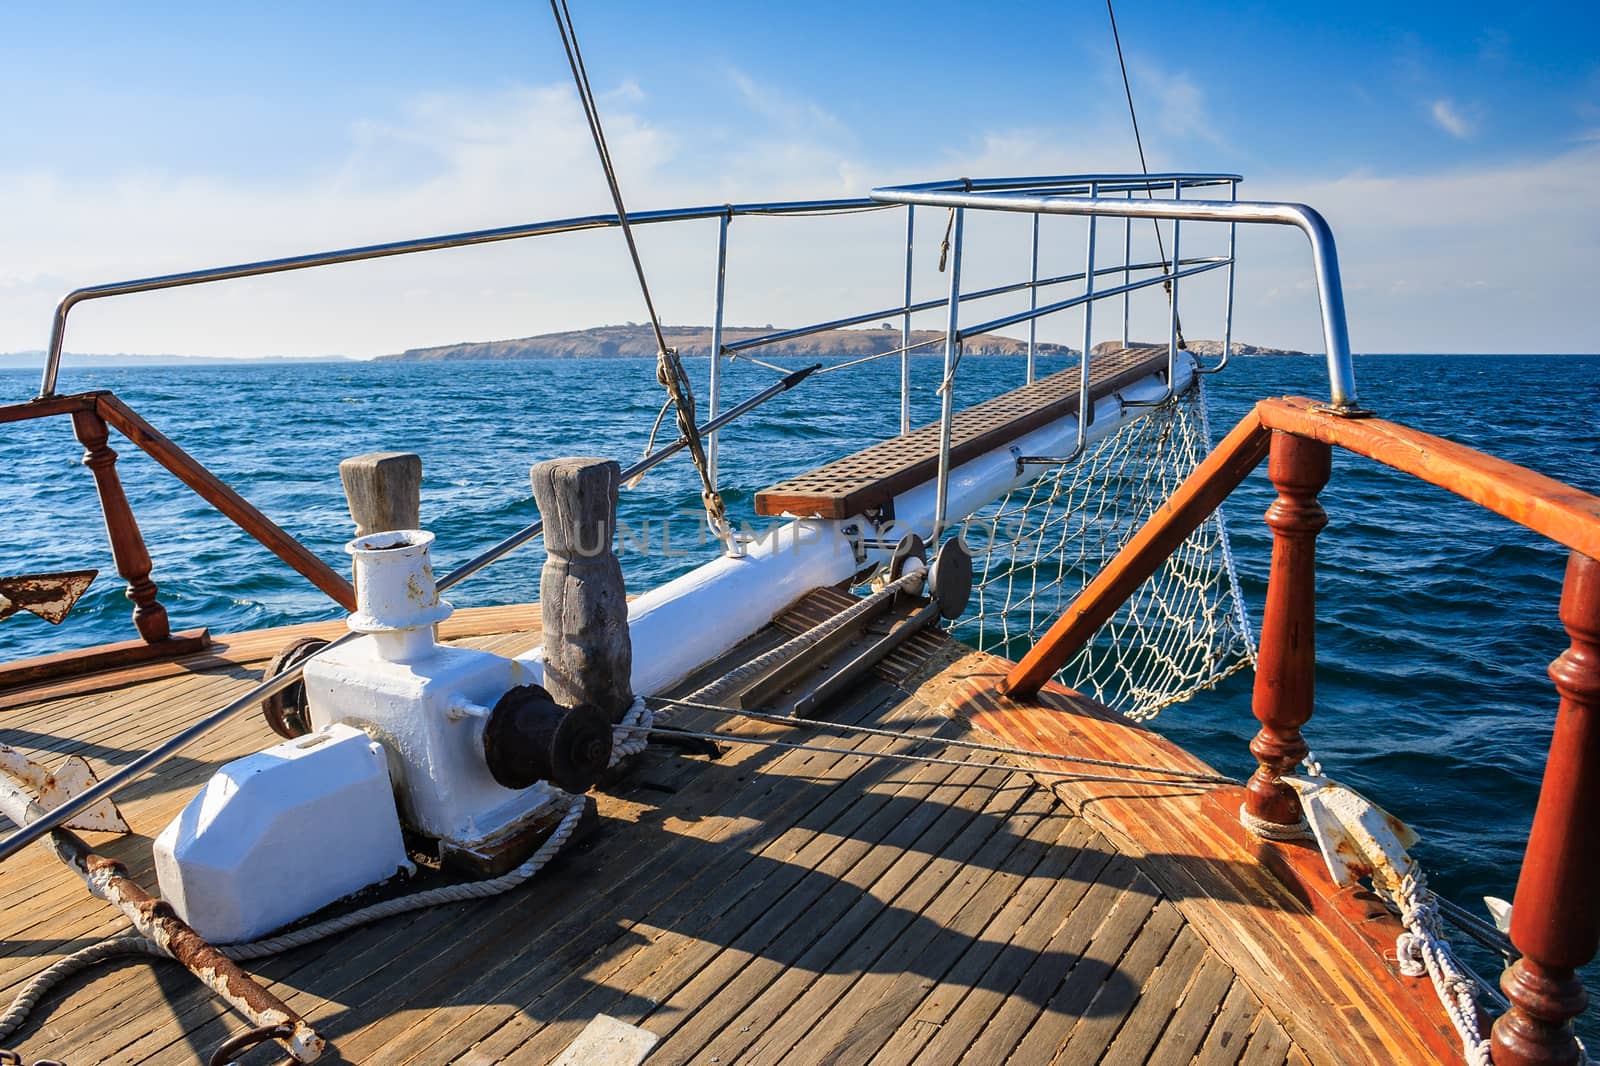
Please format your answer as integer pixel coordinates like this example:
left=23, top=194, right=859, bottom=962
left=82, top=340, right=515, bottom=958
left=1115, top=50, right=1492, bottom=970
left=304, top=527, right=559, bottom=856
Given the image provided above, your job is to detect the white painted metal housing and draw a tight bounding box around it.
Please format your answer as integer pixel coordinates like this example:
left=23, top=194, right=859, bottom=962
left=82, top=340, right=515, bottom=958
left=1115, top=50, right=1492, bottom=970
left=153, top=723, right=410, bottom=944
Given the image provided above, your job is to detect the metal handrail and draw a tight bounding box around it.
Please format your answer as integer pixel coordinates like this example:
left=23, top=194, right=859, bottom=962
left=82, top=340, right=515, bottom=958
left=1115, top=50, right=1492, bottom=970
left=869, top=183, right=1359, bottom=413
left=885, top=172, right=1242, bottom=195
left=36, top=197, right=883, bottom=398
left=720, top=255, right=1227, bottom=356
left=37, top=174, right=1246, bottom=400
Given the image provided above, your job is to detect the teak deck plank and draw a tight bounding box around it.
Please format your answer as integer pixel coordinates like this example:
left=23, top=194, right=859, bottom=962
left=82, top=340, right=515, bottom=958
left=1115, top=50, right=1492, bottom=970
left=706, top=763, right=1035, bottom=1066
left=618, top=762, right=1044, bottom=1065
left=1094, top=923, right=1211, bottom=1064
left=924, top=649, right=1464, bottom=1066
left=753, top=346, right=1169, bottom=519
left=1241, top=1010, right=1297, bottom=1065
left=913, top=853, right=1146, bottom=1066
left=866, top=826, right=1118, bottom=1064
left=467, top=706, right=1006, bottom=1064
left=1196, top=982, right=1272, bottom=1066
left=0, top=598, right=1466, bottom=1065
left=788, top=804, right=1089, bottom=1066
left=1139, top=953, right=1238, bottom=1064
left=996, top=881, right=1181, bottom=1064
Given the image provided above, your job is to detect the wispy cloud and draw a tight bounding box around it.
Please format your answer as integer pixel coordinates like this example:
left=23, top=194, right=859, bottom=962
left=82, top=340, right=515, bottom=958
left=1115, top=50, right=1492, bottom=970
left=726, top=69, right=848, bottom=141
left=1130, top=61, right=1226, bottom=150
left=3, top=77, right=1596, bottom=360
left=1245, top=141, right=1600, bottom=351
left=1430, top=98, right=1475, bottom=139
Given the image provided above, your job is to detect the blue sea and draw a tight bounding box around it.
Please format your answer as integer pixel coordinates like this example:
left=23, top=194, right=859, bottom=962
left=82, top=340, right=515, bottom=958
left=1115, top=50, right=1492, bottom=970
left=4, top=351, right=1599, bottom=1024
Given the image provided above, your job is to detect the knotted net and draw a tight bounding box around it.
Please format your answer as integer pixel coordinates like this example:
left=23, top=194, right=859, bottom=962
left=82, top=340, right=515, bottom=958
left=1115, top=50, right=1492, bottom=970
left=947, top=377, right=1255, bottom=720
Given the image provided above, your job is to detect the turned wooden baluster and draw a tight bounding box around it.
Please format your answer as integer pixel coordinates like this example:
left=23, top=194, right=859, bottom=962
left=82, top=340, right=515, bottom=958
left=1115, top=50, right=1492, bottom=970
left=1491, top=550, right=1600, bottom=1066
left=71, top=406, right=170, bottom=642
left=1244, top=431, right=1332, bottom=828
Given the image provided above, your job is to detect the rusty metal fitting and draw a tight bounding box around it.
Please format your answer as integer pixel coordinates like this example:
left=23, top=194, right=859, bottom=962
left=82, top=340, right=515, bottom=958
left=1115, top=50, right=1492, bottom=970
left=481, top=684, right=612, bottom=794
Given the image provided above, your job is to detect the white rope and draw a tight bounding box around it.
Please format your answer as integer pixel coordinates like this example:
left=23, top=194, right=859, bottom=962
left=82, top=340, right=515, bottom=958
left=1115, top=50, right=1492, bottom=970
left=0, top=935, right=165, bottom=1043
left=1236, top=804, right=1312, bottom=842
left=0, top=701, right=657, bottom=1042
left=1392, top=872, right=1493, bottom=1066
left=1269, top=760, right=1516, bottom=1066
left=610, top=696, right=655, bottom=763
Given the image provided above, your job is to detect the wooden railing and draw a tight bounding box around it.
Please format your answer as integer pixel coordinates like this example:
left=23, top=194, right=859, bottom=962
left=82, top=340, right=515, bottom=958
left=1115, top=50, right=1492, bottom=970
left=1001, top=395, right=1600, bottom=1066
left=1, top=390, right=355, bottom=653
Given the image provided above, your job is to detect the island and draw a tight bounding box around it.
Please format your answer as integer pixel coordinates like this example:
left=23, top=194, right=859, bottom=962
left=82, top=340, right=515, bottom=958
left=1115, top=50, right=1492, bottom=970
left=376, top=325, right=1075, bottom=362
left=378, top=326, right=1308, bottom=362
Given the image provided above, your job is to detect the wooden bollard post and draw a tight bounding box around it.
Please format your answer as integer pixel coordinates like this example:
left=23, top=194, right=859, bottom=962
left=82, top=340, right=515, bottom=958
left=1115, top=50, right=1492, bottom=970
left=340, top=452, right=422, bottom=536
left=1491, top=551, right=1600, bottom=1066
left=1244, top=431, right=1331, bottom=829
left=72, top=406, right=170, bottom=642
left=531, top=457, right=633, bottom=724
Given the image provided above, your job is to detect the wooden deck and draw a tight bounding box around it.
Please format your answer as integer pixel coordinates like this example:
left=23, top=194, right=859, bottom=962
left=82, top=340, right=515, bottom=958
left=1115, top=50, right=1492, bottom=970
left=0, top=594, right=1461, bottom=1065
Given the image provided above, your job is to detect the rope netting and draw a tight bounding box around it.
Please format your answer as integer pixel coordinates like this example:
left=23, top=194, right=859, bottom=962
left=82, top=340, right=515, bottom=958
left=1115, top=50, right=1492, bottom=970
left=947, top=376, right=1255, bottom=720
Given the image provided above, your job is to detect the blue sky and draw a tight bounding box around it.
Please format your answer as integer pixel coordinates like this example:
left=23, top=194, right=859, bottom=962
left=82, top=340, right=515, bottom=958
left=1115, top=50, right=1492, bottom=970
left=2, top=1, right=1596, bottom=357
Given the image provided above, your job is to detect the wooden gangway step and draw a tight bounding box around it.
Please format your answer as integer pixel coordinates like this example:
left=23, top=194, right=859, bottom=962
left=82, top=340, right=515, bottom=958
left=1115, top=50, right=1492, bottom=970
left=754, top=346, right=1170, bottom=520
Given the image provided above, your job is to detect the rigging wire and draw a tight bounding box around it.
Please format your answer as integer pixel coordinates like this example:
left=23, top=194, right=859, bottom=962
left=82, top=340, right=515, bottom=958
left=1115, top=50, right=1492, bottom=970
left=647, top=725, right=1236, bottom=789
left=549, top=0, right=737, bottom=551
left=647, top=696, right=1237, bottom=783
left=813, top=335, right=945, bottom=376
left=1106, top=0, right=1188, bottom=349
left=724, top=349, right=796, bottom=374
left=549, top=0, right=667, bottom=356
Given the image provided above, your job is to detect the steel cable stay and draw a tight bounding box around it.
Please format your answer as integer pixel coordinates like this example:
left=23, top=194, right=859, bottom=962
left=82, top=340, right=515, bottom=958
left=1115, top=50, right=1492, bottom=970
left=549, top=0, right=738, bottom=552
left=645, top=695, right=1235, bottom=783
left=1105, top=0, right=1187, bottom=350
left=644, top=725, right=1233, bottom=789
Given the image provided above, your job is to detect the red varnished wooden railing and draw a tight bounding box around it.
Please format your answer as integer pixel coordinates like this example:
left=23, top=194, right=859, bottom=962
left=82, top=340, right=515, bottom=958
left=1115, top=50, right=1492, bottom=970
left=1, top=390, right=355, bottom=656
left=1002, top=395, right=1600, bottom=1066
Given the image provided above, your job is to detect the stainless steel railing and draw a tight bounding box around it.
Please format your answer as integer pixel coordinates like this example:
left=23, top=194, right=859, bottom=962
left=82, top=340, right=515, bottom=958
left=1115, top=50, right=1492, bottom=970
left=8, top=169, right=1375, bottom=867
left=36, top=169, right=1286, bottom=543
left=869, top=179, right=1358, bottom=411
left=35, top=197, right=884, bottom=398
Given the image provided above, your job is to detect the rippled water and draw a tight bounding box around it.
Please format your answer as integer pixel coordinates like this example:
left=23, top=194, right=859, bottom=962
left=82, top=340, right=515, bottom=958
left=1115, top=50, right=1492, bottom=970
left=3, top=351, right=1598, bottom=1021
